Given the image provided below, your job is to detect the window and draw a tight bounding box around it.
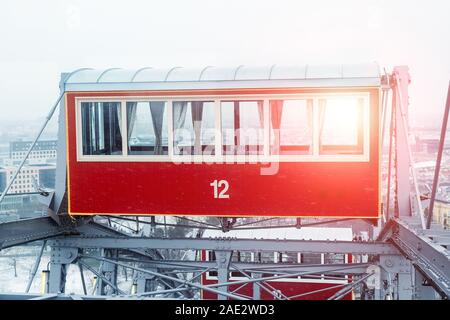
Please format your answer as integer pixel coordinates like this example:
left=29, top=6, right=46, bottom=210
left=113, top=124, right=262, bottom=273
left=280, top=252, right=298, bottom=263
left=300, top=253, right=321, bottom=264
left=256, top=252, right=274, bottom=263
left=239, top=251, right=253, bottom=263
left=77, top=94, right=369, bottom=161
left=324, top=253, right=345, bottom=264
left=127, top=101, right=168, bottom=155
left=221, top=101, right=264, bottom=155
left=231, top=251, right=252, bottom=262
left=270, top=99, right=313, bottom=155
left=300, top=253, right=322, bottom=279
left=232, top=251, right=240, bottom=262
left=319, top=97, right=364, bottom=154
left=206, top=251, right=218, bottom=277
left=173, top=101, right=215, bottom=155
left=323, top=253, right=347, bottom=280
left=81, top=102, right=122, bottom=155
left=230, top=252, right=245, bottom=277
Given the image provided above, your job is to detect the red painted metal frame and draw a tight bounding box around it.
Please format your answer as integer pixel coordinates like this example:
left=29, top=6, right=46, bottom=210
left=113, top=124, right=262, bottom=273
left=66, top=87, right=380, bottom=218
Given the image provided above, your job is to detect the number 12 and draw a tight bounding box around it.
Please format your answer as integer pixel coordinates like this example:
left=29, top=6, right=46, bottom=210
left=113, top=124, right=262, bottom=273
left=210, top=180, right=230, bottom=199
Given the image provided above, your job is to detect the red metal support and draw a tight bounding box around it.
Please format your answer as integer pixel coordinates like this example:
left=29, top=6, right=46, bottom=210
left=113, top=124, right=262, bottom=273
left=386, top=90, right=396, bottom=221
left=392, top=66, right=412, bottom=218
left=426, top=82, right=450, bottom=229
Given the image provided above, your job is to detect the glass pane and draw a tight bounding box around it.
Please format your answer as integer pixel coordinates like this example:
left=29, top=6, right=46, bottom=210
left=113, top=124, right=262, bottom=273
left=323, top=253, right=347, bottom=279
left=231, top=251, right=253, bottom=262
left=207, top=251, right=216, bottom=261
left=300, top=253, right=322, bottom=279
left=127, top=101, right=168, bottom=155
left=81, top=102, right=122, bottom=155
left=301, top=253, right=321, bottom=264
left=221, top=101, right=264, bottom=155
left=257, top=252, right=274, bottom=263
left=281, top=252, right=298, bottom=263
left=207, top=251, right=217, bottom=277
left=232, top=251, right=240, bottom=262
left=240, top=251, right=253, bottom=263
left=319, top=97, right=364, bottom=154
left=230, top=271, right=245, bottom=277
left=324, top=253, right=345, bottom=264
left=173, top=101, right=215, bottom=155
left=270, top=100, right=313, bottom=155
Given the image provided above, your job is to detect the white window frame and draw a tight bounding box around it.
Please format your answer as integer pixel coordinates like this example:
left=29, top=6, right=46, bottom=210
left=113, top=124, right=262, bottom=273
left=75, top=92, right=370, bottom=163
left=204, top=250, right=348, bottom=284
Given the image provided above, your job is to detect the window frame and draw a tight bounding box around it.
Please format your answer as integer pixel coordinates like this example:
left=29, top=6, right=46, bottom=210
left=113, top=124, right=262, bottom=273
left=269, top=98, right=314, bottom=156
left=126, top=100, right=170, bottom=156
left=79, top=101, right=124, bottom=157
left=220, top=100, right=266, bottom=156
left=75, top=92, right=370, bottom=163
left=318, top=97, right=366, bottom=155
left=172, top=99, right=217, bottom=157
left=204, top=250, right=349, bottom=283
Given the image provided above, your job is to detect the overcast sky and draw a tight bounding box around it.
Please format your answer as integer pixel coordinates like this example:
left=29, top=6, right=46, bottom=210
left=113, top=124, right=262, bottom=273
left=0, top=0, right=448, bottom=131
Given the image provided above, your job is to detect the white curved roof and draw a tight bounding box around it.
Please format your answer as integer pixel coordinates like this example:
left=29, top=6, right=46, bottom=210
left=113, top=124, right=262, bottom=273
left=62, top=63, right=381, bottom=92
left=202, top=227, right=353, bottom=241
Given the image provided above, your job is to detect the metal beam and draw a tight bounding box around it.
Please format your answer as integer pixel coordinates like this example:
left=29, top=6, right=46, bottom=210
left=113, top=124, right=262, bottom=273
left=158, top=268, right=212, bottom=298
left=392, top=66, right=412, bottom=218
left=137, top=286, right=196, bottom=297
left=231, top=263, right=289, bottom=300
left=328, top=272, right=374, bottom=300
left=54, top=220, right=186, bottom=293
left=215, top=250, right=232, bottom=300
left=25, top=240, right=47, bottom=292
left=80, top=255, right=249, bottom=300
left=29, top=294, right=59, bottom=301
left=48, top=262, right=67, bottom=294
left=53, top=253, right=372, bottom=275
left=384, top=218, right=450, bottom=298
left=0, top=217, right=70, bottom=250
left=82, top=254, right=372, bottom=276
left=204, top=264, right=367, bottom=290
left=240, top=263, right=371, bottom=275
left=78, top=263, right=88, bottom=295
left=52, top=236, right=399, bottom=255
left=96, top=249, right=119, bottom=295
left=0, top=292, right=119, bottom=300
left=78, top=260, right=126, bottom=295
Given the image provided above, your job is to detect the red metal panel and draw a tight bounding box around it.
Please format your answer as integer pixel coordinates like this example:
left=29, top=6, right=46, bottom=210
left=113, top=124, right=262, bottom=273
left=66, top=88, right=380, bottom=218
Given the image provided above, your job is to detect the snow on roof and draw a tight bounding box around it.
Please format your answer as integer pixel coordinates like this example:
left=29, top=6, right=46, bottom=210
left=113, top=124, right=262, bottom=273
left=62, top=63, right=381, bottom=92
left=202, top=227, right=353, bottom=241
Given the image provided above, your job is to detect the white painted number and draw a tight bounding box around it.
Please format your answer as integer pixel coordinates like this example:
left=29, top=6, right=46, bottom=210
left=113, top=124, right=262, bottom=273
left=210, top=180, right=230, bottom=199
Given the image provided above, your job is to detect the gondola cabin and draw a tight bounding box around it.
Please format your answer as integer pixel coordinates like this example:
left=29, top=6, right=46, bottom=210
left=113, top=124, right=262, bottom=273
left=200, top=227, right=354, bottom=300
left=62, top=63, right=381, bottom=218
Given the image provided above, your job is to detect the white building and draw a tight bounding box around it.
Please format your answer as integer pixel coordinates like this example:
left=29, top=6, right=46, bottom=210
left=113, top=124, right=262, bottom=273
left=0, top=164, right=56, bottom=194
left=8, top=140, right=57, bottom=165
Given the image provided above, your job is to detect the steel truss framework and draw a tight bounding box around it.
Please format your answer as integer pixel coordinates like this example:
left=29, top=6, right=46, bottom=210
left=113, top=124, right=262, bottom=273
left=0, top=69, right=449, bottom=300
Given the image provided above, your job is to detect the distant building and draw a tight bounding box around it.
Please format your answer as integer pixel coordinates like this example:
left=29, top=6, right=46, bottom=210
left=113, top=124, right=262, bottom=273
left=0, top=170, right=6, bottom=194
left=433, top=200, right=450, bottom=229
left=0, top=193, right=48, bottom=220
left=0, top=164, right=56, bottom=194
left=414, top=137, right=440, bottom=153
left=9, top=140, right=57, bottom=164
